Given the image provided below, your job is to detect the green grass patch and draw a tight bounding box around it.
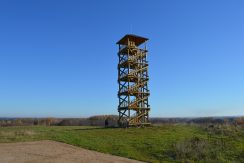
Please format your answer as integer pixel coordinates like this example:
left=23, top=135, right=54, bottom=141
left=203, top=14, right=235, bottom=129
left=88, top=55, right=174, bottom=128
left=0, top=125, right=243, bottom=162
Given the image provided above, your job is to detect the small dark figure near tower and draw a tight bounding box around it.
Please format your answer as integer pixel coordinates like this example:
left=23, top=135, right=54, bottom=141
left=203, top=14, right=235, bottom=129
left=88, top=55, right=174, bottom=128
left=117, top=34, right=150, bottom=127
left=105, top=118, right=109, bottom=127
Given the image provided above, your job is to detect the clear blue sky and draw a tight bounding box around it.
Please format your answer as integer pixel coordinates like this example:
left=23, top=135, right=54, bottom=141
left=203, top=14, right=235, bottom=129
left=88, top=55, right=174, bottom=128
left=0, top=0, right=243, bottom=118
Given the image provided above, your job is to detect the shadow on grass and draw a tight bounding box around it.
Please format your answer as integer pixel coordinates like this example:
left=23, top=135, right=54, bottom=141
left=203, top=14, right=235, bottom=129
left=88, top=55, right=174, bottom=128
left=73, top=126, right=120, bottom=131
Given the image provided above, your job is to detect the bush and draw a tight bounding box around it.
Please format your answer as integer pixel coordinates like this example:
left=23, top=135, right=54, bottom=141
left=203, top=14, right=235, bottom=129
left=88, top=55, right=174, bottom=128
left=168, top=136, right=225, bottom=162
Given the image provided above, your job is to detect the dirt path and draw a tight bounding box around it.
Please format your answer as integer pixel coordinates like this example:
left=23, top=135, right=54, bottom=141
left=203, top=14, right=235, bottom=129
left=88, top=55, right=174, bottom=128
left=0, top=140, right=144, bottom=163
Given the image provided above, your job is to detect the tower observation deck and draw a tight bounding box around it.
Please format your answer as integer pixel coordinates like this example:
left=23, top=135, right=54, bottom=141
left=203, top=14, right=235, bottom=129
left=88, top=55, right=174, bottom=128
left=117, top=34, right=150, bottom=127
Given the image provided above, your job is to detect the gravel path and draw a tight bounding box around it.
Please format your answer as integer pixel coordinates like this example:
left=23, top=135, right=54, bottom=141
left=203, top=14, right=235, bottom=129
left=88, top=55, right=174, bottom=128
left=0, top=140, right=144, bottom=163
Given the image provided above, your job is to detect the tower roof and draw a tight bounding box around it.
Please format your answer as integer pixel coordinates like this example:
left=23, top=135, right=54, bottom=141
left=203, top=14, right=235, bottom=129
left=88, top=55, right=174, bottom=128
left=116, top=34, right=148, bottom=46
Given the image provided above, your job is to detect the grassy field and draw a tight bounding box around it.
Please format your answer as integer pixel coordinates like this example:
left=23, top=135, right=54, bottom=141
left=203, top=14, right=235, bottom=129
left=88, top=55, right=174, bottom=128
left=0, top=124, right=243, bottom=162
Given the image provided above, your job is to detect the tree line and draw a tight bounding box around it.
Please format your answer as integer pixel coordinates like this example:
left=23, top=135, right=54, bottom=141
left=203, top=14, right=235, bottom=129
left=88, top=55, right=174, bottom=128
left=0, top=116, right=243, bottom=127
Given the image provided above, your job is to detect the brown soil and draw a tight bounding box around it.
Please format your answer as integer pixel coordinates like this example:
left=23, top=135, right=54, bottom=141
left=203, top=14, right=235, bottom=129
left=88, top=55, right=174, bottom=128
left=0, top=140, right=144, bottom=163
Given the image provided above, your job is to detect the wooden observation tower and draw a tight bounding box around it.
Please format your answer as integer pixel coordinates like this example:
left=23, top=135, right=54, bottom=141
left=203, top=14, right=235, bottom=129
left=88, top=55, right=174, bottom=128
left=117, top=34, right=150, bottom=127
